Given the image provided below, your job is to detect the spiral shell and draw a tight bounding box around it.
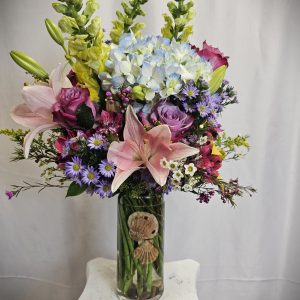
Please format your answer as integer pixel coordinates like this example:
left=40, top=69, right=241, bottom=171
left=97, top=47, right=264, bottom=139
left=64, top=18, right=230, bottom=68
left=128, top=212, right=159, bottom=241
left=134, top=240, right=159, bottom=265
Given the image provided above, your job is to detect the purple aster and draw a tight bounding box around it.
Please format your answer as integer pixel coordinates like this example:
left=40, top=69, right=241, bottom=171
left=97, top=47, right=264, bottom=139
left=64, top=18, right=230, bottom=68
left=95, top=180, right=113, bottom=198
left=65, top=156, right=83, bottom=178
left=5, top=191, right=14, bottom=200
left=183, top=102, right=196, bottom=113
left=87, top=134, right=107, bottom=150
left=182, top=85, right=199, bottom=99
left=196, top=102, right=210, bottom=117
left=99, top=160, right=116, bottom=178
left=81, top=166, right=100, bottom=185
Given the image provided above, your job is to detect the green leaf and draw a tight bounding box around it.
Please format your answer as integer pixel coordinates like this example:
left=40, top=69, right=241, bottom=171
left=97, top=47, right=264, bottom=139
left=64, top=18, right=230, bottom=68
left=209, top=65, right=227, bottom=94
left=76, top=103, right=95, bottom=129
left=66, top=182, right=87, bottom=197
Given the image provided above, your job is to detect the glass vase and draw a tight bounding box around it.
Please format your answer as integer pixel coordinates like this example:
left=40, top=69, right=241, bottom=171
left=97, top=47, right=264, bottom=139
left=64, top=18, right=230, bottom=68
left=117, top=192, right=165, bottom=300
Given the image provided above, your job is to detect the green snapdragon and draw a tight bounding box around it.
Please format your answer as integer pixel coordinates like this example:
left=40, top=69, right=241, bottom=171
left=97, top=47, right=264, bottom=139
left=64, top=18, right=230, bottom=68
left=110, top=0, right=149, bottom=44
left=161, top=0, right=195, bottom=42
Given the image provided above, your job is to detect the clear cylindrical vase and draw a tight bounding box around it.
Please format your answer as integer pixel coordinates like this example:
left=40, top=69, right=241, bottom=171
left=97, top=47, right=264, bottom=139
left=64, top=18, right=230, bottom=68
left=117, top=192, right=164, bottom=300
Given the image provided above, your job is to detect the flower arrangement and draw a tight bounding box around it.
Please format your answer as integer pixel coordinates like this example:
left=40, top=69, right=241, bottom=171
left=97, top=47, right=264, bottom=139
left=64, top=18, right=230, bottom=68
left=0, top=0, right=255, bottom=205
left=1, top=1, right=256, bottom=298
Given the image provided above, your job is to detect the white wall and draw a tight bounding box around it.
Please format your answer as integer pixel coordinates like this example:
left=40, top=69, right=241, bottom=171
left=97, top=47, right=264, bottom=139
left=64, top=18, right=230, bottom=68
left=0, top=0, right=300, bottom=299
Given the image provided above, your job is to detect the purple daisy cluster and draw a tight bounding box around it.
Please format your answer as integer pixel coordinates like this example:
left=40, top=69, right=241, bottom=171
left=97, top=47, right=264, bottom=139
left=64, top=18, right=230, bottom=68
left=177, top=81, right=224, bottom=126
left=64, top=157, right=116, bottom=198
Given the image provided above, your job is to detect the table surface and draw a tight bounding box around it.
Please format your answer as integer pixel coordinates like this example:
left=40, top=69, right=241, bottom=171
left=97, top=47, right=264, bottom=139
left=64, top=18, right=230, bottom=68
left=79, top=257, right=200, bottom=300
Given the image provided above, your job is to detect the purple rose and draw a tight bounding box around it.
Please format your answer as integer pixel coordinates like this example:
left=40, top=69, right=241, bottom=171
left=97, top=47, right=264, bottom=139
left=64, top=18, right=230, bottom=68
left=150, top=101, right=194, bottom=141
left=52, top=87, right=96, bottom=128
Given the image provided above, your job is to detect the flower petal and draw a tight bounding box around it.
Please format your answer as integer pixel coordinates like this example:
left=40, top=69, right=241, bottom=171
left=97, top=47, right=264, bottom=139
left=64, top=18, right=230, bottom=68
left=21, top=85, right=55, bottom=118
left=146, top=159, right=169, bottom=187
left=49, top=63, right=72, bottom=98
left=123, top=105, right=145, bottom=146
left=147, top=124, right=172, bottom=157
left=107, top=140, right=143, bottom=170
left=10, top=104, right=53, bottom=128
left=111, top=167, right=142, bottom=193
left=23, top=123, right=57, bottom=159
left=168, top=143, right=199, bottom=160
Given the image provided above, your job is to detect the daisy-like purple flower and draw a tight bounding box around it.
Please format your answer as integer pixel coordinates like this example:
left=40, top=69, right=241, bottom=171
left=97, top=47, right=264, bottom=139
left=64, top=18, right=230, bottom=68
left=65, top=156, right=83, bottom=178
left=182, top=85, right=199, bottom=99
left=81, top=166, right=100, bottom=185
left=183, top=102, right=196, bottom=113
left=196, top=102, right=210, bottom=117
left=87, top=133, right=107, bottom=150
left=99, top=160, right=116, bottom=178
left=95, top=180, right=113, bottom=198
left=5, top=191, right=14, bottom=200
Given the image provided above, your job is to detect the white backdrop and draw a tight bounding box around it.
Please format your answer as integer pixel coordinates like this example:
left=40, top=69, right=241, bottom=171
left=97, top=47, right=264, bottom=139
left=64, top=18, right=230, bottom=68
left=1, top=0, right=300, bottom=299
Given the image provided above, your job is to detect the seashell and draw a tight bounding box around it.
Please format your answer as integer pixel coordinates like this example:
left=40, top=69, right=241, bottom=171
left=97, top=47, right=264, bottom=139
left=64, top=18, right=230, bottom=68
left=128, top=212, right=159, bottom=241
left=134, top=240, right=159, bottom=265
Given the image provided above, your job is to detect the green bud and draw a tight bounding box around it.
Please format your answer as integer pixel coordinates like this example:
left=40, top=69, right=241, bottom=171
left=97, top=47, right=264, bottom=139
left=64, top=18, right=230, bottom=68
left=167, top=2, right=177, bottom=15
left=83, top=0, right=99, bottom=19
left=58, top=16, right=79, bottom=34
left=132, top=86, right=145, bottom=100
left=76, top=15, right=87, bottom=27
left=121, top=2, right=132, bottom=16
left=45, top=19, right=64, bottom=46
left=175, top=17, right=187, bottom=27
left=116, top=10, right=124, bottom=20
left=52, top=3, right=68, bottom=14
left=87, top=17, right=101, bottom=37
left=179, top=25, right=193, bottom=42
left=131, top=22, right=145, bottom=35
left=10, top=50, right=48, bottom=80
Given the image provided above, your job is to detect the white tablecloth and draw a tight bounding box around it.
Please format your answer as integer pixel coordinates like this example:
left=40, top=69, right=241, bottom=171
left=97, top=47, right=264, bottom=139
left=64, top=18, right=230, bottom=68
left=79, top=257, right=199, bottom=300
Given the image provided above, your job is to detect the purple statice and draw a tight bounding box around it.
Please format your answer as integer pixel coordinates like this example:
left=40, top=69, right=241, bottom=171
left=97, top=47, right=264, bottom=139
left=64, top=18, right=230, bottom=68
left=65, top=156, right=83, bottom=178
left=81, top=166, right=100, bottom=185
left=182, top=85, right=199, bottom=99
left=95, top=180, right=113, bottom=198
left=99, top=160, right=116, bottom=178
left=5, top=191, right=14, bottom=200
left=196, top=102, right=210, bottom=117
left=87, top=133, right=107, bottom=150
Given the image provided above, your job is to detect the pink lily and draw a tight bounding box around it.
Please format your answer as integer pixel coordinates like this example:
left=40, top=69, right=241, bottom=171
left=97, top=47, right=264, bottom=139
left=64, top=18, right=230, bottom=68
left=10, top=64, right=72, bottom=158
left=107, top=106, right=199, bottom=193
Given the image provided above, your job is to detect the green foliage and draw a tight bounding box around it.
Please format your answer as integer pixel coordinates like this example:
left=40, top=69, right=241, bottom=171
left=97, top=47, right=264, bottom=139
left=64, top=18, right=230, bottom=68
left=209, top=65, right=227, bottom=94
left=76, top=103, right=95, bottom=129
left=66, top=182, right=88, bottom=197
left=110, top=0, right=149, bottom=44
left=161, top=0, right=195, bottom=42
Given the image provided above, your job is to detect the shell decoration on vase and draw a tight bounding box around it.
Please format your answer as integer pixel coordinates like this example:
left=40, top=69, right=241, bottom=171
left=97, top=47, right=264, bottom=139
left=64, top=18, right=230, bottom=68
left=128, top=212, right=159, bottom=265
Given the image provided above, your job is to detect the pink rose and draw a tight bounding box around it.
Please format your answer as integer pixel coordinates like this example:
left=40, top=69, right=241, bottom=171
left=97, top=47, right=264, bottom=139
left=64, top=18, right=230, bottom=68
left=150, top=101, right=194, bottom=141
left=52, top=87, right=96, bottom=128
left=193, top=41, right=229, bottom=70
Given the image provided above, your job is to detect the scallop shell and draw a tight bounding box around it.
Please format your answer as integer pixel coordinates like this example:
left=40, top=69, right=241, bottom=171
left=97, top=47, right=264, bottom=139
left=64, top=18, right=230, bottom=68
left=128, top=212, right=159, bottom=241
left=134, top=240, right=159, bottom=265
